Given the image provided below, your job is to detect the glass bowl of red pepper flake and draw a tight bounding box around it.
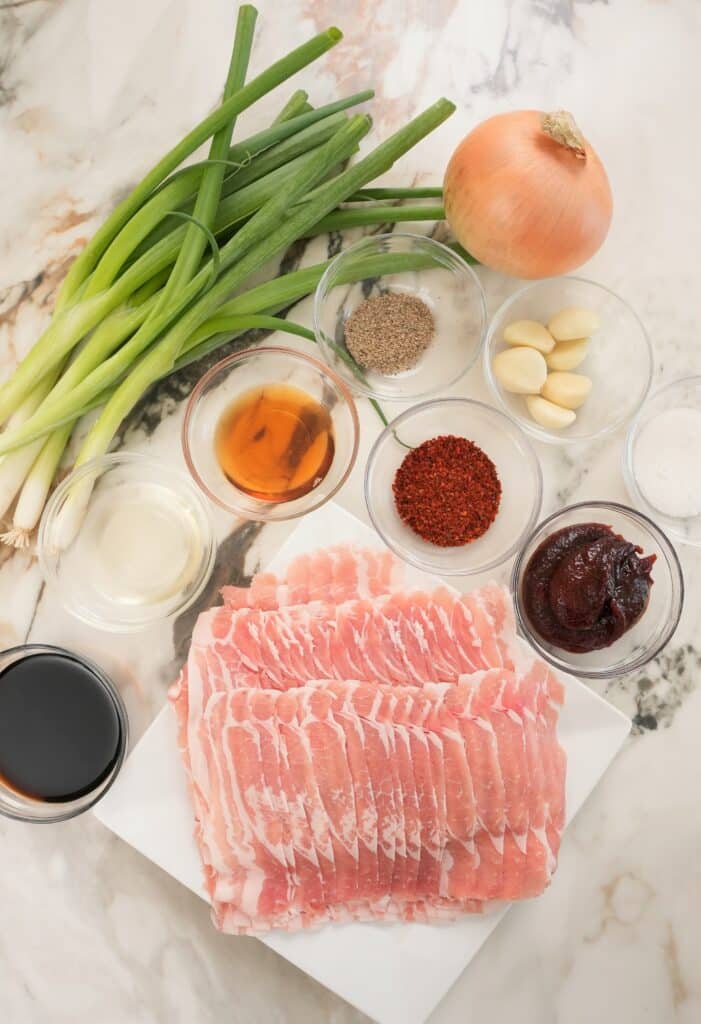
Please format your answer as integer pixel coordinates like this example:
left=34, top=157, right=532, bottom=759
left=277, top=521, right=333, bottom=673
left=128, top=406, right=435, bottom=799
left=365, top=398, right=542, bottom=576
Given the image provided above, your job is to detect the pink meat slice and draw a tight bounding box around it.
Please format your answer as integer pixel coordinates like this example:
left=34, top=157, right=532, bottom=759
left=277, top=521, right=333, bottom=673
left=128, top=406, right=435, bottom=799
left=511, top=668, right=550, bottom=896
left=426, top=685, right=481, bottom=901
left=241, top=692, right=302, bottom=925
left=396, top=689, right=441, bottom=898
left=188, top=674, right=565, bottom=931
left=450, top=679, right=505, bottom=905
left=324, top=684, right=381, bottom=902
left=461, top=671, right=529, bottom=901
left=342, top=682, right=397, bottom=903
left=203, top=691, right=291, bottom=928
left=377, top=690, right=408, bottom=900
left=390, top=692, right=422, bottom=900
left=220, top=545, right=404, bottom=611
left=202, top=587, right=516, bottom=692
left=171, top=540, right=567, bottom=930
left=295, top=687, right=359, bottom=904
left=275, top=691, right=337, bottom=913
left=534, top=663, right=566, bottom=866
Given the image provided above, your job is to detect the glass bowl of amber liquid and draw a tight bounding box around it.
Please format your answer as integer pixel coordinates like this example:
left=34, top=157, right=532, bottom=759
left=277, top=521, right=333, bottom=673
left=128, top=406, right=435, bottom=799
left=182, top=346, right=360, bottom=521
left=313, top=233, right=487, bottom=401
left=512, top=501, right=684, bottom=679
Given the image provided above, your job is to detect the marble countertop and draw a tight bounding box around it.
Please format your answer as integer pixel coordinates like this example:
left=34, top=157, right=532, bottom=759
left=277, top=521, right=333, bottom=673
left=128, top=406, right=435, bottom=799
left=1, top=1, right=700, bottom=1022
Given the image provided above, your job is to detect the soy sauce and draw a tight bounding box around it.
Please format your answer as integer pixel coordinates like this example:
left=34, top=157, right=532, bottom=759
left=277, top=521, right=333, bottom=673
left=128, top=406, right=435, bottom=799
left=0, top=651, right=123, bottom=803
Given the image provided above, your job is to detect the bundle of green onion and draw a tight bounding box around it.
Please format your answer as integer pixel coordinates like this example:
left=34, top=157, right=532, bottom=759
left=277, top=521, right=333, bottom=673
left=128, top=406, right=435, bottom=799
left=0, top=4, right=452, bottom=547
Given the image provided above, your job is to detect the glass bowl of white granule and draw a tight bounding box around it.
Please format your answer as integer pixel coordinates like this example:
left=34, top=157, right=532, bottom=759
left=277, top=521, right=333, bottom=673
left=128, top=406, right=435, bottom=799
left=624, top=375, right=701, bottom=547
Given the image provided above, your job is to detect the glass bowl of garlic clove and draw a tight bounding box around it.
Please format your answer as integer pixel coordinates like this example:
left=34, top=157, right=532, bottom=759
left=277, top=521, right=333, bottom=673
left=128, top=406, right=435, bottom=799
left=483, top=277, right=654, bottom=445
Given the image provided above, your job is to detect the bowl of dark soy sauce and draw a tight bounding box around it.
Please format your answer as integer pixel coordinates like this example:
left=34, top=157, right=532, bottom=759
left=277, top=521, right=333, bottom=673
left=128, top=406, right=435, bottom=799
left=0, top=644, right=128, bottom=823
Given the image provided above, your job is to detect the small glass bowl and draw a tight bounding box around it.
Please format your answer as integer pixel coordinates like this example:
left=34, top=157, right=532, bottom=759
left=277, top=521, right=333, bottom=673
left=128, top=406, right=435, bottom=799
left=39, top=453, right=215, bottom=632
left=364, top=398, right=542, bottom=576
left=313, top=232, right=486, bottom=400
left=183, top=346, right=359, bottom=521
left=512, top=501, right=684, bottom=679
left=484, top=277, right=653, bottom=444
left=624, top=375, right=701, bottom=547
left=0, top=644, right=128, bottom=823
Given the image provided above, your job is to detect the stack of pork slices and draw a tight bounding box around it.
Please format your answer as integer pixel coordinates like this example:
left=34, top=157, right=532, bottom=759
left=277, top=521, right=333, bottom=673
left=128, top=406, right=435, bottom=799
left=169, top=545, right=567, bottom=934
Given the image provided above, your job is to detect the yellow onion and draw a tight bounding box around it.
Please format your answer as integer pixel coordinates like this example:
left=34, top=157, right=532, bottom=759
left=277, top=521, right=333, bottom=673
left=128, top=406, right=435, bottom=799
left=443, top=110, right=613, bottom=278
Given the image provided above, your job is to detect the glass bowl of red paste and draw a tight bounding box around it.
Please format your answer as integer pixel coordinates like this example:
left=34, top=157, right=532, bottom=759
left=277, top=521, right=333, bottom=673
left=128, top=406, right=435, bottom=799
left=364, top=398, right=542, bottom=576
left=512, top=501, right=684, bottom=679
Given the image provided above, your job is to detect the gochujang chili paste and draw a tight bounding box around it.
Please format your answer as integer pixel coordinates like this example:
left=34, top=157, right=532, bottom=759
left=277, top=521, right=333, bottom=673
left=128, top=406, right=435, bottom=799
left=392, top=434, right=501, bottom=546
left=522, top=522, right=656, bottom=653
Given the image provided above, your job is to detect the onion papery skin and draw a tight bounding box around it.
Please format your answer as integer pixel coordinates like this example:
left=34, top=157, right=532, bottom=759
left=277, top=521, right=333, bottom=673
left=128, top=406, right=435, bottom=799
left=443, top=110, right=613, bottom=279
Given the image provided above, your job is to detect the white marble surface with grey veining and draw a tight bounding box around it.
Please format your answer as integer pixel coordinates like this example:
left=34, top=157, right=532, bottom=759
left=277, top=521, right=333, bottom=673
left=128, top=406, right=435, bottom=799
left=0, top=1, right=700, bottom=1022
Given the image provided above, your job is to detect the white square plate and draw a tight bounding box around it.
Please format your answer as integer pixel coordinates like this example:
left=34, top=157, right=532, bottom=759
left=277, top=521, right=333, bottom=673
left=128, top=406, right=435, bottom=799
left=95, top=502, right=631, bottom=1024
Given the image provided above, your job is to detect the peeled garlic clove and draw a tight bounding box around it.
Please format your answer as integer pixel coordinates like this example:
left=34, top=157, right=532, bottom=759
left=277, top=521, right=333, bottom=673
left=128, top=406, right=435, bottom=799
left=526, top=395, right=577, bottom=430
left=542, top=371, right=592, bottom=410
left=493, top=347, right=548, bottom=394
left=548, top=307, right=600, bottom=341
left=546, top=338, right=589, bottom=371
left=503, top=319, right=555, bottom=354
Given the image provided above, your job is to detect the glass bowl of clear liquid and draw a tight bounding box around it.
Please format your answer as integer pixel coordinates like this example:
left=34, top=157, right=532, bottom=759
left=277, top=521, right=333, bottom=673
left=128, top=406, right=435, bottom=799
left=38, top=452, right=215, bottom=632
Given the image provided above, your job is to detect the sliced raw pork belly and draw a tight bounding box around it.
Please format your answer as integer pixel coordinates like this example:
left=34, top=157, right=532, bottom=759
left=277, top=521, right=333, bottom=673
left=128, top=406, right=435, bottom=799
left=170, top=544, right=567, bottom=933
left=195, top=585, right=515, bottom=692
left=189, top=674, right=565, bottom=933
left=220, top=545, right=403, bottom=611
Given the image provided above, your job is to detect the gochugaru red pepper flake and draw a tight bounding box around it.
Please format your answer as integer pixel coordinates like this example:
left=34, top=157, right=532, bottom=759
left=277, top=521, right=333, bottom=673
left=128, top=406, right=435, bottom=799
left=392, top=434, right=501, bottom=547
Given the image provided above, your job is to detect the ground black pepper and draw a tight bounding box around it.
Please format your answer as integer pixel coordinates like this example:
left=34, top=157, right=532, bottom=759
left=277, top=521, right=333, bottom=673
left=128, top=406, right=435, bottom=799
left=344, top=290, right=434, bottom=375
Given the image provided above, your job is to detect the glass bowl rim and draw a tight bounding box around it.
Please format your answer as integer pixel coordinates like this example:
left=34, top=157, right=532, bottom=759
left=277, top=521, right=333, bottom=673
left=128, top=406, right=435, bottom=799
left=313, top=231, right=488, bottom=401
left=623, top=373, right=701, bottom=548
left=181, top=344, right=360, bottom=520
left=38, top=451, right=216, bottom=632
left=364, top=396, right=544, bottom=576
left=510, top=499, right=685, bottom=679
left=483, top=274, right=654, bottom=446
left=0, top=642, right=129, bottom=824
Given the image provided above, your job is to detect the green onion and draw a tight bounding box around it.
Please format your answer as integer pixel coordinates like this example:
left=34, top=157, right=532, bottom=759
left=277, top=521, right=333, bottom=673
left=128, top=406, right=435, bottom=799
left=54, top=24, right=344, bottom=310
left=88, top=96, right=373, bottom=293
left=273, top=89, right=309, bottom=124
left=0, top=424, right=73, bottom=548
left=70, top=100, right=454, bottom=470
left=347, top=185, right=443, bottom=201
left=73, top=116, right=375, bottom=467
left=0, top=116, right=372, bottom=457
left=0, top=6, right=457, bottom=541
left=157, top=4, right=256, bottom=308
left=308, top=203, right=445, bottom=234
left=0, top=26, right=345, bottom=425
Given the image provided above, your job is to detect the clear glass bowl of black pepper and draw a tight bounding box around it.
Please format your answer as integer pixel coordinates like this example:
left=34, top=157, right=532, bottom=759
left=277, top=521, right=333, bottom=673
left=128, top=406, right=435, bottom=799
left=313, top=233, right=487, bottom=401
left=512, top=502, right=684, bottom=679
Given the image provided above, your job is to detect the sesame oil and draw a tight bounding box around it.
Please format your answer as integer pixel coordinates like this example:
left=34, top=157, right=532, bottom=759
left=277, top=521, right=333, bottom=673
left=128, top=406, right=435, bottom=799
left=214, top=383, right=334, bottom=503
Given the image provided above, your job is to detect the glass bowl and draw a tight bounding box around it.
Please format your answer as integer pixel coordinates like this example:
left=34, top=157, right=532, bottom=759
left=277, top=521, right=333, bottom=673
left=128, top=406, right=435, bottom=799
left=624, top=375, right=701, bottom=547
left=0, top=644, right=128, bottom=823
left=182, top=346, right=359, bottom=521
left=484, top=277, right=653, bottom=444
left=512, top=501, right=684, bottom=679
left=313, top=232, right=486, bottom=400
left=364, top=398, right=542, bottom=576
left=39, top=453, right=215, bottom=632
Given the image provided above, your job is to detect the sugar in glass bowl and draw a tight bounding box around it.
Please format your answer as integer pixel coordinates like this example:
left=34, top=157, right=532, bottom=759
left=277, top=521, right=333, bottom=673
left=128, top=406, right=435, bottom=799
left=183, top=346, right=359, bottom=521
left=512, top=501, right=684, bottom=679
left=364, top=397, right=542, bottom=576
left=624, top=375, right=701, bottom=547
left=313, top=233, right=486, bottom=401
left=484, top=277, right=653, bottom=444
